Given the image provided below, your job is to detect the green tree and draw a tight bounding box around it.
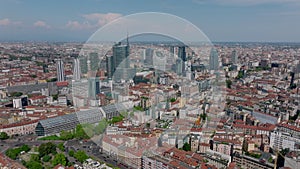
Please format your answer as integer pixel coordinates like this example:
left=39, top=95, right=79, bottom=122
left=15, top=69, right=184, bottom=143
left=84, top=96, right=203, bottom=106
left=57, top=143, right=65, bottom=152
left=0, top=132, right=9, bottom=140
left=38, top=142, right=56, bottom=157
left=60, top=130, right=74, bottom=140
left=21, top=144, right=31, bottom=152
left=46, top=78, right=57, bottom=82
left=42, top=155, right=51, bottom=162
left=26, top=160, right=43, bottom=169
left=74, top=125, right=89, bottom=139
left=10, top=92, right=23, bottom=97
left=5, top=149, right=19, bottom=160
left=74, top=150, right=88, bottom=163
left=30, top=154, right=40, bottom=162
left=226, top=79, right=232, bottom=89
left=170, top=98, right=176, bottom=102
left=182, top=142, right=191, bottom=151
left=52, top=153, right=67, bottom=166
left=5, top=144, right=30, bottom=160
left=52, top=94, right=58, bottom=101
left=236, top=71, right=244, bottom=79
left=94, top=119, right=108, bottom=135
left=68, top=150, right=74, bottom=157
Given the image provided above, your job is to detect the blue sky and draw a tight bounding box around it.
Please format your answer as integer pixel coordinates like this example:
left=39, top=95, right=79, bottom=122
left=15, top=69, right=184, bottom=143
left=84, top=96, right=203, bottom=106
left=0, top=0, right=299, bottom=42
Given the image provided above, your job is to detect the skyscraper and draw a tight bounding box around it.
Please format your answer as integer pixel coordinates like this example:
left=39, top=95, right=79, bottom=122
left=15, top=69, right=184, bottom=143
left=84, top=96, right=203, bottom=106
left=209, top=48, right=219, bottom=71
left=73, top=58, right=81, bottom=81
left=231, top=50, right=238, bottom=64
left=106, top=55, right=114, bottom=79
left=108, top=35, right=131, bottom=80
left=178, top=46, right=187, bottom=62
left=56, top=59, right=65, bottom=82
left=177, top=46, right=186, bottom=75
left=88, top=76, right=100, bottom=99
left=144, top=48, right=154, bottom=66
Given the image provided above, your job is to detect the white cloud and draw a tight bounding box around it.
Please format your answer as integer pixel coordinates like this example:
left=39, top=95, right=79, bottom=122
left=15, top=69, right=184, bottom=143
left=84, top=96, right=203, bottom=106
left=66, top=13, right=122, bottom=30
left=0, top=18, right=11, bottom=26
left=83, top=12, right=122, bottom=27
left=66, top=21, right=93, bottom=30
left=34, top=21, right=50, bottom=28
left=0, top=18, right=21, bottom=26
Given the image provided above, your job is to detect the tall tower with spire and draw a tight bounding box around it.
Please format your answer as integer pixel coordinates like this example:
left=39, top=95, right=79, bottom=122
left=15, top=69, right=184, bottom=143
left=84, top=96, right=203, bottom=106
left=108, top=34, right=131, bottom=80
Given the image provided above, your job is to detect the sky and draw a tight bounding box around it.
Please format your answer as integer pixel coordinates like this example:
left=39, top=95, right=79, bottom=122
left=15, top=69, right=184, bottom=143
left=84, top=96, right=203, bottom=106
left=0, top=0, right=300, bottom=42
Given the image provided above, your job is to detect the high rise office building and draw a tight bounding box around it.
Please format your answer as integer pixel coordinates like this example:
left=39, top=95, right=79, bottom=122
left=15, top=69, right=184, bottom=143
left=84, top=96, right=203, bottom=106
left=231, top=50, right=238, bottom=64
left=106, top=55, right=114, bottom=79
left=209, top=48, right=219, bottom=71
left=177, top=46, right=186, bottom=75
left=107, top=35, right=131, bottom=80
left=56, top=59, right=65, bottom=82
left=73, top=58, right=81, bottom=81
left=88, top=76, right=100, bottom=99
left=144, top=48, right=154, bottom=66
left=178, top=46, right=187, bottom=62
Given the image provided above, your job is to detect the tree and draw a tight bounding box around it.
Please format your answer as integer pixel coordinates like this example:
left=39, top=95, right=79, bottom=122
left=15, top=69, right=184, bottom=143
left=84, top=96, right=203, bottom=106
left=170, top=98, right=176, bottom=102
left=52, top=94, right=58, bottom=101
left=30, top=154, right=40, bottom=162
left=226, top=79, right=232, bottom=89
left=5, top=144, right=31, bottom=160
left=60, top=130, right=74, bottom=140
left=74, top=150, right=88, bottom=163
left=74, top=125, right=89, bottom=139
left=38, top=142, right=56, bottom=157
left=26, top=160, right=43, bottom=169
left=21, top=144, right=31, bottom=152
left=52, top=153, right=67, bottom=166
left=236, top=71, right=244, bottom=79
left=10, top=92, right=23, bottom=97
left=94, top=119, right=108, bottom=135
left=68, top=150, right=74, bottom=157
left=0, top=132, right=9, bottom=140
left=5, top=149, right=19, bottom=160
left=57, top=143, right=65, bottom=152
left=182, top=142, right=191, bottom=151
left=42, top=155, right=51, bottom=162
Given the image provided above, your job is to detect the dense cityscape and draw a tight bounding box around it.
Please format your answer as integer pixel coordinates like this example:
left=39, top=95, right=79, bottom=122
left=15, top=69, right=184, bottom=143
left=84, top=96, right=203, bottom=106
left=1, top=1, right=300, bottom=169
left=0, top=40, right=299, bottom=169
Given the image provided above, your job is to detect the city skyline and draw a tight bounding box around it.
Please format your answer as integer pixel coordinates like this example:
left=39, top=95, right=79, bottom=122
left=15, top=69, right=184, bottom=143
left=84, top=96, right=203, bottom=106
left=0, top=0, right=300, bottom=42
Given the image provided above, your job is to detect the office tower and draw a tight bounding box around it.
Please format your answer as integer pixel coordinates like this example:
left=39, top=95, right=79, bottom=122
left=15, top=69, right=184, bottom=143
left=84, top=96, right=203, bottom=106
left=106, top=55, right=114, bottom=79
left=209, top=48, right=219, bottom=71
left=88, top=76, right=100, bottom=99
left=177, top=46, right=186, bottom=75
left=56, top=59, right=65, bottom=82
left=144, top=48, right=154, bottom=66
left=175, top=58, right=183, bottom=75
left=88, top=52, right=100, bottom=71
left=290, top=72, right=295, bottom=88
left=178, top=46, right=187, bottom=62
left=73, top=58, right=81, bottom=81
left=113, top=42, right=130, bottom=69
left=111, top=35, right=130, bottom=80
left=231, top=50, right=238, bottom=64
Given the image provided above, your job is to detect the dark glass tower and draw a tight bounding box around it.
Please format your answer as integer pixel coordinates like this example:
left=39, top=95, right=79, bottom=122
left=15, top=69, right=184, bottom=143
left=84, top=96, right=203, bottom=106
left=108, top=35, right=131, bottom=80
